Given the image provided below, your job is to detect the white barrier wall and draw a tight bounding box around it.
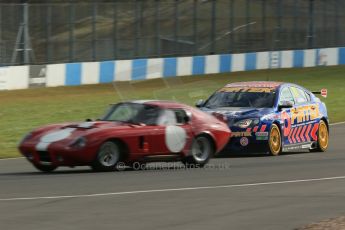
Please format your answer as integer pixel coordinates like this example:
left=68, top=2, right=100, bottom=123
left=1, top=47, right=345, bottom=90
left=0, top=66, right=29, bottom=90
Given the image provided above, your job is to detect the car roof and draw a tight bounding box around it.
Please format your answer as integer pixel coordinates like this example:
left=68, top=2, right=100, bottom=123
left=120, top=100, right=191, bottom=109
left=224, top=81, right=284, bottom=89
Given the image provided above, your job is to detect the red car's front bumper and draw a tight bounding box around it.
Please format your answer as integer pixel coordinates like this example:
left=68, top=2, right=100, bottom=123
left=18, top=143, right=98, bottom=167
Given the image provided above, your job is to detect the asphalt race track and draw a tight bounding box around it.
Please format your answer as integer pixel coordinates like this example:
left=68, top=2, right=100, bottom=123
left=1, top=123, right=345, bottom=230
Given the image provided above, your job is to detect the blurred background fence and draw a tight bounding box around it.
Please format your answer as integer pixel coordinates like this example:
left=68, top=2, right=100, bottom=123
left=0, top=0, right=344, bottom=66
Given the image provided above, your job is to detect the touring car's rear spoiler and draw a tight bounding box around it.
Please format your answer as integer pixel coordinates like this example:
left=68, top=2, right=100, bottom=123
left=312, top=89, right=327, bottom=98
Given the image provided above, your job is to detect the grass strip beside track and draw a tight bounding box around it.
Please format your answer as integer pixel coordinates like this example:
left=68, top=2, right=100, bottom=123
left=0, top=66, right=344, bottom=158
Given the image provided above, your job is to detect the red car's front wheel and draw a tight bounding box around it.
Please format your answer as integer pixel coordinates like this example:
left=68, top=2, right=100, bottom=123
left=33, top=164, right=57, bottom=173
left=92, top=141, right=121, bottom=172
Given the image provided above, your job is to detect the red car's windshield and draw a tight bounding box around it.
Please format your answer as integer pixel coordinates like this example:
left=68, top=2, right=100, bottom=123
left=101, top=103, right=161, bottom=125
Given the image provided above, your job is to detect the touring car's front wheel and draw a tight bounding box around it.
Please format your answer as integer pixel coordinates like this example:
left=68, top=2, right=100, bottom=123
left=310, top=120, right=329, bottom=152
left=268, top=124, right=282, bottom=156
left=182, top=136, right=214, bottom=168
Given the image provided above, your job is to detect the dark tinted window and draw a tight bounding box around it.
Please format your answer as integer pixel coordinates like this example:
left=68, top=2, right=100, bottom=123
left=174, top=109, right=188, bottom=124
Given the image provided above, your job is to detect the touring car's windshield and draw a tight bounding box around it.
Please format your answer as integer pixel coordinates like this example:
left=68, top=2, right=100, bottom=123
left=102, top=103, right=161, bottom=125
left=204, top=90, right=276, bottom=108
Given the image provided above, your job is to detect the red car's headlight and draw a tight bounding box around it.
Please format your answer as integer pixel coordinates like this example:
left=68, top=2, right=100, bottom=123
left=70, top=137, right=87, bottom=148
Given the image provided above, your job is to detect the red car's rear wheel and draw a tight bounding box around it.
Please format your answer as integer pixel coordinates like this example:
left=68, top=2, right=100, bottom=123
left=182, top=135, right=214, bottom=168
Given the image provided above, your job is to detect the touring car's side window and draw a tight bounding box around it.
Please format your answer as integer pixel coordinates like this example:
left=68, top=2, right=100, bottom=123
left=291, top=87, right=308, bottom=104
left=304, top=91, right=311, bottom=102
left=279, top=87, right=295, bottom=104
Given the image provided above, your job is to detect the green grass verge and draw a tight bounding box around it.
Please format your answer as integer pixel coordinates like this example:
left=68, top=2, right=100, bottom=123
left=0, top=66, right=344, bottom=158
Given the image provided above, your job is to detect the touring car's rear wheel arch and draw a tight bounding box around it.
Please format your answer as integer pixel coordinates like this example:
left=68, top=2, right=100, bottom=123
left=311, top=119, right=329, bottom=152
left=268, top=123, right=282, bottom=156
left=321, top=118, right=329, bottom=132
left=182, top=134, right=215, bottom=168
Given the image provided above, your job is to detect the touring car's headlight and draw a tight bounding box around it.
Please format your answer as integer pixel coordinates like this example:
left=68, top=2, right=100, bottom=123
left=70, top=137, right=87, bottom=148
left=234, top=119, right=259, bottom=128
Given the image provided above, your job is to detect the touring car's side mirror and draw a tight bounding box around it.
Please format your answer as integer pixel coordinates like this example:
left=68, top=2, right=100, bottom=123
left=195, top=99, right=205, bottom=108
left=278, top=101, right=294, bottom=111
left=85, top=118, right=93, bottom=122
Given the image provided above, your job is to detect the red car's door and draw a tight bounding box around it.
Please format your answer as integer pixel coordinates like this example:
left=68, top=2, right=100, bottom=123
left=146, top=109, right=193, bottom=154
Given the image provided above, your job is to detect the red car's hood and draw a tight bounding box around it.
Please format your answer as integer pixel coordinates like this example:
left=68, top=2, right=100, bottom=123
left=29, top=121, right=143, bottom=142
left=64, top=121, right=139, bottom=129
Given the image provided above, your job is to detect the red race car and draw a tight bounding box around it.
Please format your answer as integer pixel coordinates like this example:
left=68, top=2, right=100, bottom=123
left=18, top=100, right=231, bottom=172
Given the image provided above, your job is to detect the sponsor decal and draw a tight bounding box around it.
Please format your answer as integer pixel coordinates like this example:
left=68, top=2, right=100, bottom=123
left=281, top=104, right=320, bottom=144
left=232, top=132, right=252, bottom=137
left=225, top=82, right=281, bottom=88
left=256, top=136, right=268, bottom=140
left=256, top=131, right=268, bottom=140
left=287, top=123, right=318, bottom=144
left=240, top=137, right=249, bottom=146
left=255, top=132, right=268, bottom=136
left=219, top=87, right=275, bottom=93
left=283, top=143, right=312, bottom=152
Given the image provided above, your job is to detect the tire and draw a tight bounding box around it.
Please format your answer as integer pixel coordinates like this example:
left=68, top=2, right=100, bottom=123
left=91, top=141, right=121, bottom=172
left=310, top=120, right=329, bottom=152
left=182, top=136, right=214, bottom=168
left=33, top=164, right=57, bottom=172
left=268, top=124, right=282, bottom=156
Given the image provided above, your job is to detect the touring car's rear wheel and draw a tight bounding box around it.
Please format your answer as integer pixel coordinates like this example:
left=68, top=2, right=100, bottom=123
left=92, top=141, right=121, bottom=172
left=182, top=136, right=214, bottom=168
left=311, top=120, right=329, bottom=152
left=33, top=164, right=57, bottom=172
left=268, top=124, right=282, bottom=156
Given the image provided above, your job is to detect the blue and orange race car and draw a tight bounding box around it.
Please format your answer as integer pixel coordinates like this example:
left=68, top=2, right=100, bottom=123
left=197, top=81, right=329, bottom=155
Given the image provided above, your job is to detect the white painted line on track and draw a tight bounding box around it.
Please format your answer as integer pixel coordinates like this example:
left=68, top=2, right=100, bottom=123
left=1, top=176, right=345, bottom=202
left=0, top=157, right=24, bottom=161
left=330, top=121, right=345, bottom=126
